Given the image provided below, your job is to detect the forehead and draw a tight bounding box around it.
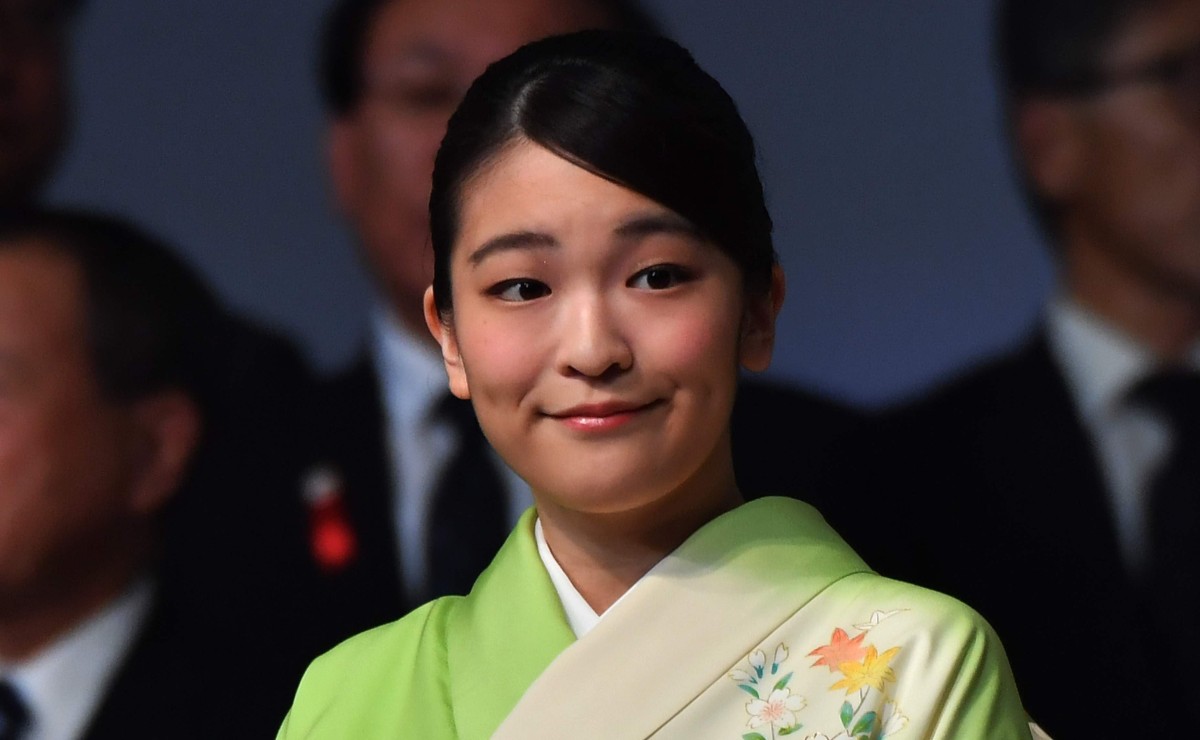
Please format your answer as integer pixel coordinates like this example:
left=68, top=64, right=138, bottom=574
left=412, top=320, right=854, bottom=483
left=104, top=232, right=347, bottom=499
left=0, top=241, right=84, bottom=352
left=1103, top=0, right=1200, bottom=67
left=363, top=0, right=610, bottom=79
left=457, top=140, right=667, bottom=247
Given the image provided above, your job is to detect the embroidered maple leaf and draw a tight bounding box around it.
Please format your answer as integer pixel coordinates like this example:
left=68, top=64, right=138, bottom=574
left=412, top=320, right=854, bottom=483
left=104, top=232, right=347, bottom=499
left=807, top=628, right=868, bottom=672
left=831, top=645, right=901, bottom=694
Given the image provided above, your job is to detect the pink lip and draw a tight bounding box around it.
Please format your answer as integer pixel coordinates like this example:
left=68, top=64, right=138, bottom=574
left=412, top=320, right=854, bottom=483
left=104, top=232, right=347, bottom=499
left=548, top=400, right=661, bottom=432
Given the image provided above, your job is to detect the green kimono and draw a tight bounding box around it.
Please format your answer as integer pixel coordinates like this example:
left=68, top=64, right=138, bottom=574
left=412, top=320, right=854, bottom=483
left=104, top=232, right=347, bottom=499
left=278, top=498, right=1034, bottom=738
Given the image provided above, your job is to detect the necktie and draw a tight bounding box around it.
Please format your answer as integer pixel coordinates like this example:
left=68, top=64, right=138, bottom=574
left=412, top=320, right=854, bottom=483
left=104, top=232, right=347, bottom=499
left=426, top=395, right=509, bottom=600
left=1129, top=369, right=1200, bottom=702
left=0, top=680, right=28, bottom=740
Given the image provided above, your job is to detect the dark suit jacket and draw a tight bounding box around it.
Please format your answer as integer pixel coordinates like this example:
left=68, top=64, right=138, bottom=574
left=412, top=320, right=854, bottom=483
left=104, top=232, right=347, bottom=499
left=131, top=313, right=335, bottom=734
left=818, top=332, right=1161, bottom=736
left=80, top=575, right=315, bottom=740
left=304, top=353, right=864, bottom=641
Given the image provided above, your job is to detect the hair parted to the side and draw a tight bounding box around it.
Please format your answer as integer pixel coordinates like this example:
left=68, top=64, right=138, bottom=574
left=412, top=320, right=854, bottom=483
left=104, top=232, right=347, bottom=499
left=317, top=0, right=663, bottom=115
left=0, top=208, right=220, bottom=407
left=994, top=0, right=1162, bottom=243
left=428, top=29, right=776, bottom=319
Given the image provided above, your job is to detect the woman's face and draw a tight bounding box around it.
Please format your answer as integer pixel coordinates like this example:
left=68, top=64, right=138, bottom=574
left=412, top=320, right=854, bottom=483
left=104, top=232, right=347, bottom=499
left=425, top=139, right=779, bottom=515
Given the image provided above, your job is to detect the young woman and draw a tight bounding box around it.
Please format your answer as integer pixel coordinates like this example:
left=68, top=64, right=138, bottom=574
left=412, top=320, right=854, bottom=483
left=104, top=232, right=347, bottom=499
left=278, top=30, right=1036, bottom=739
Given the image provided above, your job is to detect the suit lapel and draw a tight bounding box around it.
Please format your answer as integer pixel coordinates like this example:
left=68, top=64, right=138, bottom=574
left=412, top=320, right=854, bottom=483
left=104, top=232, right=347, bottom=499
left=308, top=353, right=408, bottom=629
left=980, top=333, right=1124, bottom=577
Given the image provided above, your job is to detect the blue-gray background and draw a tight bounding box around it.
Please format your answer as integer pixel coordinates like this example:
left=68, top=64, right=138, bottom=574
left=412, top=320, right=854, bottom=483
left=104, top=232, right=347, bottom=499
left=46, top=1, right=1055, bottom=408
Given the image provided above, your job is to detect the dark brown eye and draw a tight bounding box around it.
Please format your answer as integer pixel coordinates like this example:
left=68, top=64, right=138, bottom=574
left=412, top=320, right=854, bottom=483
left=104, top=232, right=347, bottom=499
left=629, top=265, right=693, bottom=290
left=490, top=279, right=550, bottom=302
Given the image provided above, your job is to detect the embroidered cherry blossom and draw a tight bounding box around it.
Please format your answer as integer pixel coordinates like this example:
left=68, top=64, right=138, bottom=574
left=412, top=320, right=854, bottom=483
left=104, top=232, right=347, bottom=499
left=749, top=649, right=767, bottom=677
left=880, top=701, right=909, bottom=737
left=746, top=688, right=806, bottom=729
left=728, top=668, right=753, bottom=684
left=772, top=644, right=789, bottom=671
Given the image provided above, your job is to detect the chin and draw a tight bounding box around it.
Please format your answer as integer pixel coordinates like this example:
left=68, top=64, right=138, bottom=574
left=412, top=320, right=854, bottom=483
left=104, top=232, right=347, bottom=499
left=537, top=480, right=654, bottom=516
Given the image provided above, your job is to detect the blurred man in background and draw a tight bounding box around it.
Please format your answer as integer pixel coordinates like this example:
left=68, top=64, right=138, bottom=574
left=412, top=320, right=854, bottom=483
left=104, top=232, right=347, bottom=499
left=4, top=4, right=332, bottom=731
left=0, top=0, right=74, bottom=212
left=0, top=211, right=312, bottom=739
left=306, top=0, right=860, bottom=638
left=822, top=0, right=1200, bottom=732
left=3, top=0, right=324, bottom=657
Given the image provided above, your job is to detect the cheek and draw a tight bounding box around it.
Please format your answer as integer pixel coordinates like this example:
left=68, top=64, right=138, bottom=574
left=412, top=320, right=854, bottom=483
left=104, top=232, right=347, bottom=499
left=0, top=411, right=78, bottom=575
left=457, top=313, right=547, bottom=402
left=634, top=295, right=743, bottom=379
left=1103, top=110, right=1200, bottom=220
left=366, top=114, right=443, bottom=197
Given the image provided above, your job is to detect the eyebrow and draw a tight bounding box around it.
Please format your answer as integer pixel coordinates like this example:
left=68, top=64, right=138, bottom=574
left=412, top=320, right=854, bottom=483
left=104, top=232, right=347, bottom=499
left=614, top=213, right=704, bottom=242
left=366, top=43, right=454, bottom=83
left=467, top=212, right=705, bottom=267
left=468, top=231, right=558, bottom=266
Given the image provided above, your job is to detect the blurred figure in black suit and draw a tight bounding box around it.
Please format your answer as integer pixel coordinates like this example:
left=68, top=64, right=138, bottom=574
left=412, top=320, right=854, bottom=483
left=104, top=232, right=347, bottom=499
left=4, top=0, right=331, bottom=719
left=821, top=0, right=1200, bottom=733
left=0, top=0, right=73, bottom=212
left=4, top=0, right=320, bottom=630
left=305, top=0, right=861, bottom=638
left=0, top=211, right=314, bottom=739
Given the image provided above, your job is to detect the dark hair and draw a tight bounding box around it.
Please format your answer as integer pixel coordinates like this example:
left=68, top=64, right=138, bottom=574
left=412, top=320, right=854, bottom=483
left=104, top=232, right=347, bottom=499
left=317, top=0, right=663, bottom=115
left=428, top=29, right=776, bottom=318
left=994, top=0, right=1161, bottom=241
left=0, top=209, right=220, bottom=406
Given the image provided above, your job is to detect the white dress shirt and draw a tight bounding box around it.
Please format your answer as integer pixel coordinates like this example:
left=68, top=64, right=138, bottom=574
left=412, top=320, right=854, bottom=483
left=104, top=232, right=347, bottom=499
left=0, top=578, right=153, bottom=740
left=1046, top=297, right=1200, bottom=574
left=371, top=307, right=533, bottom=604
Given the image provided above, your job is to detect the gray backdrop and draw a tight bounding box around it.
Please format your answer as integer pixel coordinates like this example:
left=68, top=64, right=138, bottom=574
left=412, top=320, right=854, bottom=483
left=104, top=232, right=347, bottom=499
left=46, top=1, right=1055, bottom=408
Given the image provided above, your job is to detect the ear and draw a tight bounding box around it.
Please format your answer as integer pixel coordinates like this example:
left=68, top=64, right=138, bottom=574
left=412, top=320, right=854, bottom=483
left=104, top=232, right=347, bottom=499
left=327, top=118, right=361, bottom=219
left=1014, top=97, right=1085, bottom=201
left=424, top=285, right=471, bottom=399
left=739, top=264, right=786, bottom=373
left=127, top=390, right=202, bottom=515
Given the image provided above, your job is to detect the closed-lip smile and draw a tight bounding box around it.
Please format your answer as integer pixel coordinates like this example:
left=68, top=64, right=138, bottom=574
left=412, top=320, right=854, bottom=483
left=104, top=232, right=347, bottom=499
left=546, top=399, right=663, bottom=431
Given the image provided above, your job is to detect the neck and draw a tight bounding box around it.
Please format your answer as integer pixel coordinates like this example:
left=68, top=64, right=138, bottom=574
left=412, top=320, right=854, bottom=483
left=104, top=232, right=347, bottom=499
left=1063, top=235, right=1200, bottom=360
left=536, top=451, right=742, bottom=615
left=0, top=534, right=150, bottom=662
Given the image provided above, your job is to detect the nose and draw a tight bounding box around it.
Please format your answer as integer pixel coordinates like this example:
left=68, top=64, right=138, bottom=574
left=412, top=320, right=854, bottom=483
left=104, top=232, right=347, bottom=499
left=556, top=293, right=633, bottom=379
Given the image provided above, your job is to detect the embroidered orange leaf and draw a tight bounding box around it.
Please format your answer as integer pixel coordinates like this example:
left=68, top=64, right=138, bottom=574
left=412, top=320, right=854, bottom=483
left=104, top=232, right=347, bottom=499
left=830, top=645, right=901, bottom=694
left=807, top=628, right=868, bottom=673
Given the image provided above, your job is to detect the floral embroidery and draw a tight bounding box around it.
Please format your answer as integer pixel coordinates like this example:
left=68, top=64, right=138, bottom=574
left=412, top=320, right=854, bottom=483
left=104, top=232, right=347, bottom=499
left=807, top=613, right=909, bottom=739
left=729, top=643, right=806, bottom=739
left=747, top=689, right=807, bottom=732
left=807, top=629, right=867, bottom=672
left=853, top=610, right=903, bottom=632
left=879, top=701, right=909, bottom=736
left=731, top=612, right=911, bottom=739
left=829, top=645, right=900, bottom=695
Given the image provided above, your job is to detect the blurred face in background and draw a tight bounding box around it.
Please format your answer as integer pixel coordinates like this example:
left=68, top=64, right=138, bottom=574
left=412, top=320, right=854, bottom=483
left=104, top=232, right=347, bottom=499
left=0, top=243, right=139, bottom=622
left=327, top=0, right=611, bottom=335
left=1024, top=0, right=1200, bottom=345
left=0, top=0, right=71, bottom=207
